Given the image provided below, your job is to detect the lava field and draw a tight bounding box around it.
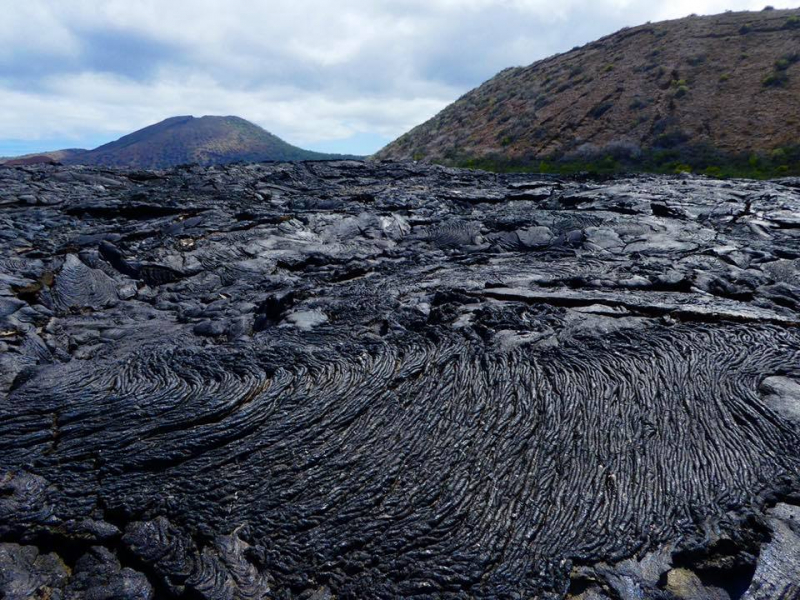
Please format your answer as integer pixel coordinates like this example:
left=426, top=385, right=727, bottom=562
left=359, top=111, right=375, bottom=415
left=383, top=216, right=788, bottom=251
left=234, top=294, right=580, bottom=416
left=1, top=160, right=799, bottom=599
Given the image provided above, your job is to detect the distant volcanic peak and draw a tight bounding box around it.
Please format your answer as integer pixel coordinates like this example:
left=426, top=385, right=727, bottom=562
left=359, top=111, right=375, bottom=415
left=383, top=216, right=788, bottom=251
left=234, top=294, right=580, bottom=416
left=0, top=116, right=350, bottom=170
left=65, top=115, right=336, bottom=169
left=376, top=7, right=800, bottom=171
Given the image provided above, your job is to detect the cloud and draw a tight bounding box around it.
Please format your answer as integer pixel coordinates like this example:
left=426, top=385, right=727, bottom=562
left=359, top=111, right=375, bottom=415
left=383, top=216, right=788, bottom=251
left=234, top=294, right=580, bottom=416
left=0, top=0, right=795, bottom=156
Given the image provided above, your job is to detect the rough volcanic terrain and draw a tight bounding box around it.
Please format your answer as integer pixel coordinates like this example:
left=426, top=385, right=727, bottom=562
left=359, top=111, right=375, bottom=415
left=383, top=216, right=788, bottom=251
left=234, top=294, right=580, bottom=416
left=1, top=160, right=799, bottom=599
left=376, top=8, right=800, bottom=168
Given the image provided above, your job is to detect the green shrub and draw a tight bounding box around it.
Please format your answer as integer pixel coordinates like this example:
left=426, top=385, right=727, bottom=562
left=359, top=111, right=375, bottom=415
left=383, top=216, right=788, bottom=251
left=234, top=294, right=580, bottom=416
left=719, top=73, right=730, bottom=82
left=674, top=85, right=690, bottom=98
left=785, top=16, right=800, bottom=29
left=739, top=23, right=753, bottom=34
left=778, top=53, right=800, bottom=69
left=450, top=143, right=800, bottom=179
left=603, top=64, right=615, bottom=73
left=763, top=71, right=789, bottom=87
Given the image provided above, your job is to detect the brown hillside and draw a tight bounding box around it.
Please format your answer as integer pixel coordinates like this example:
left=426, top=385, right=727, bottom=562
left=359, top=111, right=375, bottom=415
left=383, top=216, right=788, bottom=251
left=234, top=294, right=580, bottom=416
left=0, top=149, right=87, bottom=166
left=376, top=8, right=800, bottom=167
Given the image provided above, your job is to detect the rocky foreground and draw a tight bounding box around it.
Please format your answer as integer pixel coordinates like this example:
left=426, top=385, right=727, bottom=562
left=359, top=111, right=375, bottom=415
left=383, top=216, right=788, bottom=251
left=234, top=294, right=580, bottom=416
left=1, top=160, right=799, bottom=599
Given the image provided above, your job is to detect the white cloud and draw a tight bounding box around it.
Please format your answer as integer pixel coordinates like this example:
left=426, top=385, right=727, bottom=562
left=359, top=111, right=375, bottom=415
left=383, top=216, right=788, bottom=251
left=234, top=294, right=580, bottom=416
left=0, top=0, right=796, bottom=155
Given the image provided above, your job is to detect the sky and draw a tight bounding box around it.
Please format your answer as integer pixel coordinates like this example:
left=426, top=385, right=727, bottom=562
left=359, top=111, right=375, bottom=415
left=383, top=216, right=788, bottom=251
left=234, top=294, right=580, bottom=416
left=0, top=0, right=796, bottom=157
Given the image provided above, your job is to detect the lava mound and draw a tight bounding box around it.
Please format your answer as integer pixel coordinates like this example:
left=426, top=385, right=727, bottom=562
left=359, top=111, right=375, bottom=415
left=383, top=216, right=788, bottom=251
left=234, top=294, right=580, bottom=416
left=1, top=161, right=799, bottom=599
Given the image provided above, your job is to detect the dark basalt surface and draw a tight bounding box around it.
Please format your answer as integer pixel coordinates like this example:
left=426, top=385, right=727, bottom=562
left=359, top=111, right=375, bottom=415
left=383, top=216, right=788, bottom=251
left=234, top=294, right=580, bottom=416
left=1, top=160, right=799, bottom=599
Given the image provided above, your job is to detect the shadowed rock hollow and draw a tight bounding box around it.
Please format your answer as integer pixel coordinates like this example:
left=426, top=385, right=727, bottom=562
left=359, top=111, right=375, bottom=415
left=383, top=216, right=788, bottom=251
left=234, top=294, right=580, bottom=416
left=1, top=160, right=799, bottom=599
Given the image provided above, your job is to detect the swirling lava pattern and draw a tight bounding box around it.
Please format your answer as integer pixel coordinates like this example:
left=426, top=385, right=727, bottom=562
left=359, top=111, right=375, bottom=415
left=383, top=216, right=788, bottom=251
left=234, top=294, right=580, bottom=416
left=1, top=161, right=799, bottom=599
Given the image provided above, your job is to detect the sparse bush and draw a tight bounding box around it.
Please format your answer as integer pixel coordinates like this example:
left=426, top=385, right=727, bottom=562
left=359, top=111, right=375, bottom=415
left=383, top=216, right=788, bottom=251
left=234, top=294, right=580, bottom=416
left=739, top=23, right=753, bottom=34
left=719, top=73, right=730, bottom=82
left=568, top=65, right=584, bottom=78
left=763, top=71, right=789, bottom=87
left=776, top=53, right=800, bottom=71
left=589, top=102, right=614, bottom=119
left=603, top=64, right=615, bottom=73
left=674, top=85, right=690, bottom=98
left=568, top=143, right=600, bottom=161
left=565, top=140, right=641, bottom=162
left=655, top=130, right=690, bottom=148
left=531, top=127, right=549, bottom=141
left=784, top=16, right=800, bottom=29
left=771, top=148, right=787, bottom=161
left=687, top=55, right=706, bottom=66
left=629, top=98, right=647, bottom=110
left=604, top=140, right=643, bottom=159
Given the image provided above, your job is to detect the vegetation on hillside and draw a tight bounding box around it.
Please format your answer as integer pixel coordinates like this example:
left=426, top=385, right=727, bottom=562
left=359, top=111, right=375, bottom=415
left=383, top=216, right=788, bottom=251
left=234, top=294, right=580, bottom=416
left=453, top=143, right=800, bottom=179
left=376, top=7, right=800, bottom=179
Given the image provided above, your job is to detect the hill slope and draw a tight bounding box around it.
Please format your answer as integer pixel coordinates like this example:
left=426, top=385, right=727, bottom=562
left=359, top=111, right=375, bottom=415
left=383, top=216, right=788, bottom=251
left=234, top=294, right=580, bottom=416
left=0, top=149, right=87, bottom=167
left=61, top=116, right=342, bottom=169
left=376, top=8, right=800, bottom=174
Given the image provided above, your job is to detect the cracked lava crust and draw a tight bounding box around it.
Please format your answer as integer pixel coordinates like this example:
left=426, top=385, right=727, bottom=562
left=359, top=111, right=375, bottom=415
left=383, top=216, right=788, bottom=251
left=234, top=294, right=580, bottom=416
left=1, top=160, right=799, bottom=599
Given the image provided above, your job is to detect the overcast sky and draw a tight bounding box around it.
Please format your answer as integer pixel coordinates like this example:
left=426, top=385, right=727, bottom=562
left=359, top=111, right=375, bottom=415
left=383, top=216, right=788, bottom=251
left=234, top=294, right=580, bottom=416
left=0, top=0, right=795, bottom=156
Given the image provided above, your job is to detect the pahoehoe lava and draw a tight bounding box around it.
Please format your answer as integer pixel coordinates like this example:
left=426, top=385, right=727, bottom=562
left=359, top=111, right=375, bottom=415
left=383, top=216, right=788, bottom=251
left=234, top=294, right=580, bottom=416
left=1, top=160, right=799, bottom=599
